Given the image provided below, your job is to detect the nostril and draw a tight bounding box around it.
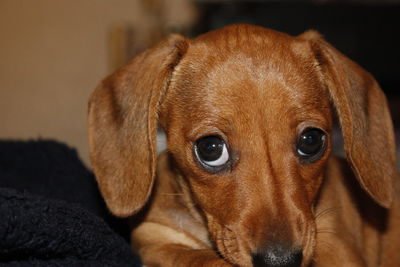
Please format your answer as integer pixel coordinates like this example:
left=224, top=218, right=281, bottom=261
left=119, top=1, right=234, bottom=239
left=252, top=248, right=302, bottom=267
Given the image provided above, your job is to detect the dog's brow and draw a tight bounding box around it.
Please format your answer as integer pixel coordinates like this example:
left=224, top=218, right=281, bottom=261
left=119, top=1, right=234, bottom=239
left=188, top=114, right=233, bottom=137
left=289, top=105, right=331, bottom=118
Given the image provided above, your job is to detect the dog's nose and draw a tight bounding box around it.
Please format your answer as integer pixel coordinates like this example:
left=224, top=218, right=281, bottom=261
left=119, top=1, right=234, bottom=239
left=251, top=247, right=302, bottom=267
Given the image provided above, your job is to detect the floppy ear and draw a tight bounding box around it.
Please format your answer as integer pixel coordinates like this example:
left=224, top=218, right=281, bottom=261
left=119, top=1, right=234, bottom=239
left=88, top=34, right=188, bottom=217
left=301, top=31, right=396, bottom=208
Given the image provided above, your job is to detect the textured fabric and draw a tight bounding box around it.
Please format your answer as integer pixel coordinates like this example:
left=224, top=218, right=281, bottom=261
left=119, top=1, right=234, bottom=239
left=0, top=140, right=103, bottom=214
left=0, top=140, right=141, bottom=266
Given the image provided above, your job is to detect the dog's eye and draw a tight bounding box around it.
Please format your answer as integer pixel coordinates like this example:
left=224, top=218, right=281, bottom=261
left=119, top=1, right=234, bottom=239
left=194, top=135, right=229, bottom=170
left=296, top=128, right=326, bottom=162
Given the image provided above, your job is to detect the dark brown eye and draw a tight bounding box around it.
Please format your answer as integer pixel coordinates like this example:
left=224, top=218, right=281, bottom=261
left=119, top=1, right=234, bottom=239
left=296, top=128, right=326, bottom=162
left=194, top=135, right=230, bottom=171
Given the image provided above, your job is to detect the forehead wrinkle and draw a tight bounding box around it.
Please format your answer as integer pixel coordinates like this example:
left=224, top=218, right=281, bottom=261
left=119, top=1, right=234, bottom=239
left=173, top=71, right=328, bottom=135
left=176, top=67, right=304, bottom=134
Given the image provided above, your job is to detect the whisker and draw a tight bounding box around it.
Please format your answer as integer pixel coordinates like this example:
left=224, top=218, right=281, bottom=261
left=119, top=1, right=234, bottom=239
left=316, top=229, right=338, bottom=235
left=315, top=206, right=341, bottom=221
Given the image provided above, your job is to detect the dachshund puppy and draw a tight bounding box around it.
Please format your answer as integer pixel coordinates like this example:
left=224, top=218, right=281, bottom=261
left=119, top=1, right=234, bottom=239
left=88, top=24, right=399, bottom=266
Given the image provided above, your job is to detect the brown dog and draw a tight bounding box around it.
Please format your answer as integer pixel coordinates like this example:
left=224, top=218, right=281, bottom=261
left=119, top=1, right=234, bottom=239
left=88, top=24, right=399, bottom=267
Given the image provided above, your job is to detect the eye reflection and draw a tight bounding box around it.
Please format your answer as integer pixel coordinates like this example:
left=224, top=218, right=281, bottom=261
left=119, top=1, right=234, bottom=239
left=296, top=128, right=326, bottom=163
left=194, top=135, right=230, bottom=171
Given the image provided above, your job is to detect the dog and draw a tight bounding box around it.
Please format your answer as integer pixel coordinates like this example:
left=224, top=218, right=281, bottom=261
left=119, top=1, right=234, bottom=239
left=88, top=24, right=399, bottom=266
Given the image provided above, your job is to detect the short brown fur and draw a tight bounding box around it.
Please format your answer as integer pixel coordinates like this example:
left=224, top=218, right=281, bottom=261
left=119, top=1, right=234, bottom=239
left=88, top=24, right=399, bottom=266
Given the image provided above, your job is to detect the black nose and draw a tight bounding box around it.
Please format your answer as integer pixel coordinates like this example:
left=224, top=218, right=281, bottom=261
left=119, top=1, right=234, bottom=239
left=252, top=247, right=302, bottom=267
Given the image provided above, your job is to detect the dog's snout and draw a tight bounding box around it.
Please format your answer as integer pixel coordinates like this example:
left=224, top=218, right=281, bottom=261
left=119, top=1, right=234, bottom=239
left=252, top=247, right=302, bottom=267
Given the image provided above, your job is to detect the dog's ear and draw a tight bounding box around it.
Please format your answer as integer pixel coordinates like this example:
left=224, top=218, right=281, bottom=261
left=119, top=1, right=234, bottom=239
left=300, top=30, right=396, bottom=208
left=88, top=34, right=188, bottom=217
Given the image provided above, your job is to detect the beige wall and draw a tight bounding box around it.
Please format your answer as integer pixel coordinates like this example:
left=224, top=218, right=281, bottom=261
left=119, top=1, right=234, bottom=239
left=0, top=0, right=185, bottom=166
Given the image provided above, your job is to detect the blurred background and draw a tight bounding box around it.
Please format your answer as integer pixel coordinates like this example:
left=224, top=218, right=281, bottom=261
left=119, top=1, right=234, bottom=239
left=0, top=0, right=399, bottom=167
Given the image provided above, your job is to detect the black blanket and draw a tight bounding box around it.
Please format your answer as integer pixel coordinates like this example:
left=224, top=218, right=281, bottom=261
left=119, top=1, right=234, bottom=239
left=0, top=140, right=141, bottom=266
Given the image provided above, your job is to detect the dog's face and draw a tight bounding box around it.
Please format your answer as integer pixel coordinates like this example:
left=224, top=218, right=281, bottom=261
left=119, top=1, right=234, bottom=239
left=160, top=30, right=333, bottom=265
left=88, top=25, right=396, bottom=267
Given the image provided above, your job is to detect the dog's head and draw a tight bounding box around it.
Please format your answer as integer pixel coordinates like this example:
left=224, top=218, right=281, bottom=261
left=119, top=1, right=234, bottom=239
left=88, top=25, right=396, bottom=266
